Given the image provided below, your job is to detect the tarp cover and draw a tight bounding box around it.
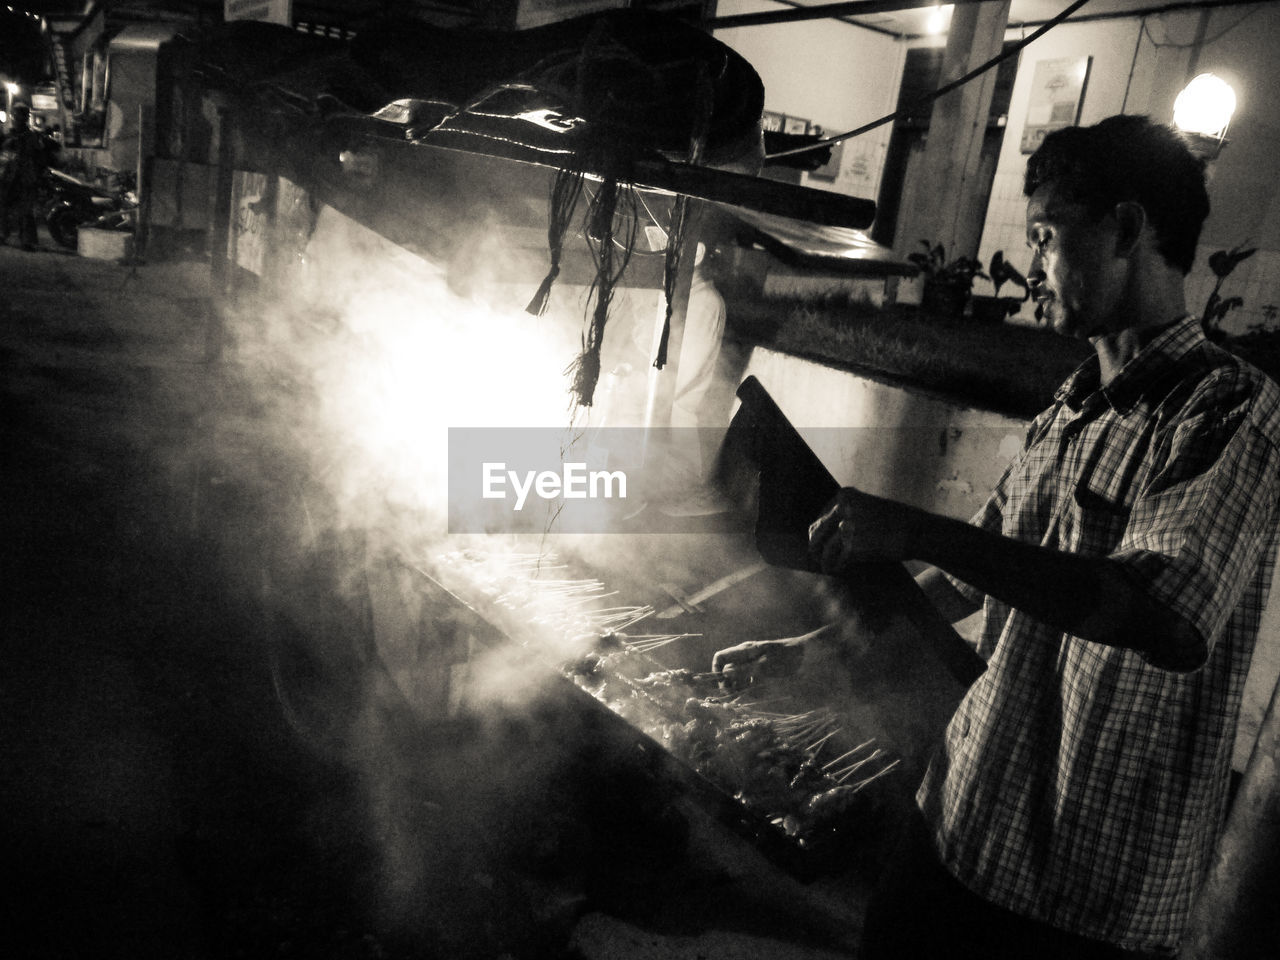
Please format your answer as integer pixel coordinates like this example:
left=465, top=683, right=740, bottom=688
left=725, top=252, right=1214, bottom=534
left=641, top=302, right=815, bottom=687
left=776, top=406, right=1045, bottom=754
left=185, top=11, right=765, bottom=169
left=731, top=209, right=917, bottom=278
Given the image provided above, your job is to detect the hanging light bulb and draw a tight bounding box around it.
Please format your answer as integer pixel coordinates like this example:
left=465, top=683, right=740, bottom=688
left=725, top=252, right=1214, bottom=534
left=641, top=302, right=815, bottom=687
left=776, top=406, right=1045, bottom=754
left=1174, top=73, right=1237, bottom=139
left=926, top=5, right=950, bottom=35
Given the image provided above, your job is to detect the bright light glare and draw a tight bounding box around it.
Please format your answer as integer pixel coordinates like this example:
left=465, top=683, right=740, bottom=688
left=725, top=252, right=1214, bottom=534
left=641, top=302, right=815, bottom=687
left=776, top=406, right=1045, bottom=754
left=926, top=5, right=950, bottom=35
left=1174, top=73, right=1237, bottom=138
left=235, top=211, right=658, bottom=544
left=340, top=299, right=572, bottom=507
left=4, top=82, right=19, bottom=96
left=288, top=257, right=589, bottom=535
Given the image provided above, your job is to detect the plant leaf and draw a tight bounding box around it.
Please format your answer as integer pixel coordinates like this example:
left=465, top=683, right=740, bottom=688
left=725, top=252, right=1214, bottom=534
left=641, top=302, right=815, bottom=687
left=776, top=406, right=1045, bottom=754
left=1210, top=246, right=1258, bottom=278
left=1229, top=247, right=1258, bottom=269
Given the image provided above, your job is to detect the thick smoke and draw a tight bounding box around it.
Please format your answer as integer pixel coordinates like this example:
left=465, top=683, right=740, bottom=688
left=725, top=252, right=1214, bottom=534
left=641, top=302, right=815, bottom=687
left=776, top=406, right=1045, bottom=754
left=206, top=195, right=763, bottom=946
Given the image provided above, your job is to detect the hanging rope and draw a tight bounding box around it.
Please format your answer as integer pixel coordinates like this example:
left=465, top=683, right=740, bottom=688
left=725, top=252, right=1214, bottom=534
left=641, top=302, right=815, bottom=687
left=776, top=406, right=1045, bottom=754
left=565, top=177, right=639, bottom=407
left=526, top=163, right=586, bottom=316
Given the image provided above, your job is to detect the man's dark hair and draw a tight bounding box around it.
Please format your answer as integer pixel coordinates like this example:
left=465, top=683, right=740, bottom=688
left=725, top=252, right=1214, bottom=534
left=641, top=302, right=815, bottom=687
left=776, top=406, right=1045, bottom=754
left=1024, top=115, right=1209, bottom=274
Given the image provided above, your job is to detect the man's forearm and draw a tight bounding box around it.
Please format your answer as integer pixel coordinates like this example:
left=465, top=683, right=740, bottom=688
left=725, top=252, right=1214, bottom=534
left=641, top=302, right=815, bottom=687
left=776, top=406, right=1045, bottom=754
left=909, top=509, right=1108, bottom=638
left=904, top=506, right=1206, bottom=670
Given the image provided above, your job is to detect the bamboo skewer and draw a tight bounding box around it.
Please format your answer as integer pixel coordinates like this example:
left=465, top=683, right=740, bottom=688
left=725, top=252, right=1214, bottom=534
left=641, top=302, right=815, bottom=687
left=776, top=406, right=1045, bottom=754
left=803, top=727, right=841, bottom=755
left=821, top=738, right=877, bottom=771
left=832, top=749, right=884, bottom=783
left=848, top=757, right=901, bottom=791
left=620, top=633, right=703, bottom=640
left=622, top=633, right=703, bottom=654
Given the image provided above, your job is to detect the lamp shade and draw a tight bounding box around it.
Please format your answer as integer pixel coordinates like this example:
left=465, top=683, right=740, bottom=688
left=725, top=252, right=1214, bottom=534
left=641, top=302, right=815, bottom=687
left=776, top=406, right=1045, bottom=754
left=1174, top=73, right=1237, bottom=139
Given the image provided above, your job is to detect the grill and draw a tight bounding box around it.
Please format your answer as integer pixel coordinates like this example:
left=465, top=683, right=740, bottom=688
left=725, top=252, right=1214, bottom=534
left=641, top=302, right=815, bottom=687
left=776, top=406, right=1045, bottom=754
left=357, top=378, right=985, bottom=887
left=411, top=549, right=896, bottom=882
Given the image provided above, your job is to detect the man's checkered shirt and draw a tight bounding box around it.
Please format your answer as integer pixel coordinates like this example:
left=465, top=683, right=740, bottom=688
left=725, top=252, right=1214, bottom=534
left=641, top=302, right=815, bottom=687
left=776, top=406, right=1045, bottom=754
left=918, top=316, right=1280, bottom=954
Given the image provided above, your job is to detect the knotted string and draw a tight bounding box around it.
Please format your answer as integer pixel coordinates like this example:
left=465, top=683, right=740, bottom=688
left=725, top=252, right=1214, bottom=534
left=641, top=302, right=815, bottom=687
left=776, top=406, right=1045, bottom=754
left=565, top=177, right=639, bottom=408
left=526, top=164, right=586, bottom=316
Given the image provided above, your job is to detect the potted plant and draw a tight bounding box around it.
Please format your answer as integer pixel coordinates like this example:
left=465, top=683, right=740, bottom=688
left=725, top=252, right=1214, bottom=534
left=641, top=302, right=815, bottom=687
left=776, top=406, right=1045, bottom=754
left=969, top=250, right=1030, bottom=323
left=909, top=241, right=987, bottom=321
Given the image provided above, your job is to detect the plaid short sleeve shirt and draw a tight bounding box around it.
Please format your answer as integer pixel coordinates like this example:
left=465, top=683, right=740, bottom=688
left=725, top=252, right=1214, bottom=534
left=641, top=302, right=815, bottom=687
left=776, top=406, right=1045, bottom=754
left=917, top=317, right=1280, bottom=954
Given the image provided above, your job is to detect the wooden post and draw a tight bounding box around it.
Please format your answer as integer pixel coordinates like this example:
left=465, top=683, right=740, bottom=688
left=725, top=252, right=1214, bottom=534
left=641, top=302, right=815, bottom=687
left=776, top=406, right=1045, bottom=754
left=135, top=103, right=154, bottom=260
left=892, top=1, right=1010, bottom=262
left=207, top=107, right=233, bottom=363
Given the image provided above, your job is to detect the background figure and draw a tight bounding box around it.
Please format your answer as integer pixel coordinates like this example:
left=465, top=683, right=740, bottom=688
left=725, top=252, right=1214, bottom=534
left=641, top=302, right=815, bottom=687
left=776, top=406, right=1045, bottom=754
left=661, top=241, right=728, bottom=491
left=597, top=240, right=728, bottom=497
left=669, top=243, right=728, bottom=429
left=1, top=104, right=54, bottom=250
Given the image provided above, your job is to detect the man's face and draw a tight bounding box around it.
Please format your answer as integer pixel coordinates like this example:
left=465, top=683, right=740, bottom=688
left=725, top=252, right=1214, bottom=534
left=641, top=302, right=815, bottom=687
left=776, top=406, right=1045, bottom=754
left=1025, top=184, right=1127, bottom=340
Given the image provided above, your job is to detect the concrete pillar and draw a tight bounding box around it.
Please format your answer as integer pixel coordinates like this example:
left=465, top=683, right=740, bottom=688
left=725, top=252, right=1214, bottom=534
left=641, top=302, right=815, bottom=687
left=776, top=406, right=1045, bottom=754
left=136, top=103, right=154, bottom=258
left=207, top=107, right=233, bottom=363
left=893, top=1, right=1010, bottom=262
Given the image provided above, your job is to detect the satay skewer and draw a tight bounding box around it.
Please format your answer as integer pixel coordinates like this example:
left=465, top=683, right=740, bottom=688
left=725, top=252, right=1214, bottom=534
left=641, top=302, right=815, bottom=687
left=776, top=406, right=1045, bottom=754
left=821, top=738, right=877, bottom=771
left=848, top=757, right=901, bottom=791
left=831, top=749, right=885, bottom=783
left=803, top=727, right=842, bottom=755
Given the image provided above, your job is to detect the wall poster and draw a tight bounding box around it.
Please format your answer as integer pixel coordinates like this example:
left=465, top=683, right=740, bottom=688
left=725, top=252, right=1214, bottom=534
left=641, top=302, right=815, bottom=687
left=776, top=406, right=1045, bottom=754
left=1020, top=56, right=1091, bottom=154
left=783, top=116, right=810, bottom=136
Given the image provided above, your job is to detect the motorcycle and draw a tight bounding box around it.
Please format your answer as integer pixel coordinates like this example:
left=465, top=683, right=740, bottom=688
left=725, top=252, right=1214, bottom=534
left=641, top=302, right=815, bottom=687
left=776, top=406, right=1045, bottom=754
left=42, top=168, right=138, bottom=250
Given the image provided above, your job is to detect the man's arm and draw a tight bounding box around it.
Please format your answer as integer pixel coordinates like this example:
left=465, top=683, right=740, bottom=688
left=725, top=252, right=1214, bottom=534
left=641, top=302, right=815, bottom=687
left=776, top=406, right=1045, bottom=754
left=710, top=623, right=837, bottom=685
left=812, top=488, right=1207, bottom=671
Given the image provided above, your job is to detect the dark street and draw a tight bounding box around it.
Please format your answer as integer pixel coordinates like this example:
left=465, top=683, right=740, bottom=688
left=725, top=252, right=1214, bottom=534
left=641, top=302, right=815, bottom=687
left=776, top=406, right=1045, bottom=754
left=0, top=242, right=411, bottom=958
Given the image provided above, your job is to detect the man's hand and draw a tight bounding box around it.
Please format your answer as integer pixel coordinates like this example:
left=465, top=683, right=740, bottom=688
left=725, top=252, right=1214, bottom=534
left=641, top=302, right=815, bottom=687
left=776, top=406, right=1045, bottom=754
left=808, top=486, right=921, bottom=575
left=711, top=624, right=836, bottom=687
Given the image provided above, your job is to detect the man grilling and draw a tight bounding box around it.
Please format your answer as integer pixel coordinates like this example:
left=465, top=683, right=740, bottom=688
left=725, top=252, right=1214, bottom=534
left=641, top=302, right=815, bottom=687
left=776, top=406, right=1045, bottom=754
left=714, top=115, right=1280, bottom=959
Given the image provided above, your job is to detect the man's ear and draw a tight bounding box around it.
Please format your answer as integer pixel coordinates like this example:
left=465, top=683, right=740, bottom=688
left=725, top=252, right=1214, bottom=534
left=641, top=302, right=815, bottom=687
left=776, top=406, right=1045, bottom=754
left=1113, top=201, right=1146, bottom=258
